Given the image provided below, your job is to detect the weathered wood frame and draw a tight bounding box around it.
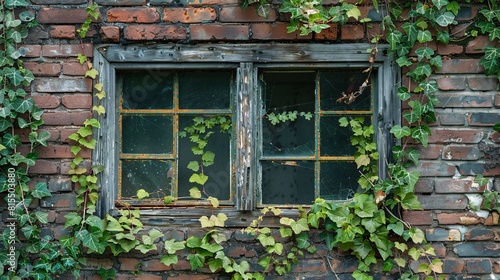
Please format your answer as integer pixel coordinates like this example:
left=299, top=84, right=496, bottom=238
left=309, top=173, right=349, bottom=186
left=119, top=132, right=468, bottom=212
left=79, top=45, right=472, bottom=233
left=94, top=43, right=400, bottom=224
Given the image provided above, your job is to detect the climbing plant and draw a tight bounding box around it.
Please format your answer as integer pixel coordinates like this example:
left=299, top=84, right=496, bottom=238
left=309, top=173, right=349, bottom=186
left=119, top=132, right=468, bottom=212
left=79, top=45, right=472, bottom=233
left=2, top=0, right=500, bottom=279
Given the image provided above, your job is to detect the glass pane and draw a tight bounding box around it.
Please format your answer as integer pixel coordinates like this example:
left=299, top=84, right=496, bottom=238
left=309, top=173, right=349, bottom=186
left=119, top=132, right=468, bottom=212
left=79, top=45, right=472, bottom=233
left=261, top=161, right=315, bottom=204
left=177, top=116, right=231, bottom=200
left=320, top=70, right=372, bottom=111
left=121, top=160, right=173, bottom=198
left=122, top=116, right=172, bottom=154
left=179, top=71, right=232, bottom=109
left=320, top=161, right=359, bottom=200
left=120, top=70, right=174, bottom=109
left=320, top=116, right=355, bottom=156
left=262, top=72, right=316, bottom=156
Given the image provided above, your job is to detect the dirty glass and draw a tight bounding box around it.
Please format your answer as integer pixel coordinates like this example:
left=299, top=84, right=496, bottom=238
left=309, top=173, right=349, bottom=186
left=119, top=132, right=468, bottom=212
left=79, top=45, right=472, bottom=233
left=261, top=161, right=315, bottom=205
left=320, top=70, right=371, bottom=111
left=260, top=69, right=373, bottom=205
left=319, top=162, right=359, bottom=200
left=261, top=72, right=315, bottom=157
left=121, top=160, right=173, bottom=198
left=177, top=116, right=231, bottom=200
left=120, top=70, right=174, bottom=110
left=122, top=116, right=172, bottom=154
left=320, top=116, right=354, bottom=157
left=179, top=71, right=232, bottom=109
left=118, top=69, right=234, bottom=203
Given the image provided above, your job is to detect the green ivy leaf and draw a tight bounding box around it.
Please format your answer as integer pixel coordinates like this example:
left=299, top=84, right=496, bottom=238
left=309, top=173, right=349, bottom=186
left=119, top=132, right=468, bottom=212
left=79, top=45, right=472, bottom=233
left=411, top=125, right=430, bottom=147
left=32, top=182, right=51, bottom=198
left=189, top=187, right=202, bottom=199
left=435, top=11, right=455, bottom=27
left=187, top=161, right=200, bottom=172
left=390, top=125, right=411, bottom=139
left=136, top=189, right=149, bottom=199
left=290, top=218, right=309, bottom=234
left=189, top=173, right=208, bottom=185
left=3, top=67, right=24, bottom=86
left=64, top=212, right=82, bottom=228
left=160, top=254, right=178, bottom=266
left=296, top=232, right=310, bottom=249
left=187, top=253, right=205, bottom=270
left=355, top=154, right=370, bottom=168
left=417, top=30, right=432, bottom=43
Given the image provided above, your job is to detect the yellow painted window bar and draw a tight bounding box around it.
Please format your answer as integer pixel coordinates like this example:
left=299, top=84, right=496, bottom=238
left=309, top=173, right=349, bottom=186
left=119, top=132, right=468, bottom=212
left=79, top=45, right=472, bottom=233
left=258, top=69, right=374, bottom=205
left=117, top=69, right=235, bottom=204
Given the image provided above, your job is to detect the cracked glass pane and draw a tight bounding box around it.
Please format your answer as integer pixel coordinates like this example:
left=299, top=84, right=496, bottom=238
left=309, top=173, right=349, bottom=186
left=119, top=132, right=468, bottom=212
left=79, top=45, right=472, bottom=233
left=121, top=70, right=174, bottom=110
left=179, top=70, right=232, bottom=109
left=122, top=116, right=172, bottom=154
left=121, top=160, right=173, bottom=198
left=320, top=70, right=371, bottom=111
left=177, top=116, right=231, bottom=200
left=320, top=162, right=359, bottom=200
left=262, top=72, right=315, bottom=157
left=261, top=161, right=315, bottom=204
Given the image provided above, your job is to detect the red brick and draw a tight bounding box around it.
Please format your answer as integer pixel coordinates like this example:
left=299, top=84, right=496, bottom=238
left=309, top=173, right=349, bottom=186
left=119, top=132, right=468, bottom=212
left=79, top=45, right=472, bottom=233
left=467, top=259, right=493, bottom=274
left=428, top=128, right=485, bottom=144
left=340, top=24, right=364, bottom=41
left=414, top=144, right=442, bottom=159
left=186, top=0, right=238, bottom=5
left=402, top=210, right=433, bottom=225
left=100, top=26, right=120, bottom=43
left=495, top=94, right=500, bottom=108
left=124, top=25, right=187, bottom=40
left=35, top=78, right=93, bottom=93
left=435, top=177, right=487, bottom=193
left=42, top=44, right=93, bottom=58
left=61, top=159, right=91, bottom=175
left=32, top=95, right=61, bottom=109
left=97, top=0, right=146, bottom=5
left=466, top=36, right=500, bottom=54
left=292, top=259, right=326, bottom=273
left=41, top=194, right=76, bottom=208
left=50, top=25, right=76, bottom=39
left=119, top=258, right=140, bottom=271
left=24, top=62, right=61, bottom=76
left=220, top=7, right=276, bottom=22
left=415, top=161, right=456, bottom=177
left=468, top=77, right=498, bottom=91
left=436, top=77, right=466, bottom=90
left=61, top=94, right=92, bottom=109
left=107, top=8, right=160, bottom=23
left=191, top=24, right=249, bottom=40
left=142, top=259, right=172, bottom=271
left=436, top=43, right=463, bottom=55
left=417, top=194, right=468, bottom=210
left=442, top=145, right=482, bottom=161
left=164, top=8, right=216, bottom=23
left=172, top=260, right=191, bottom=270
left=437, top=212, right=483, bottom=225
left=61, top=128, right=79, bottom=143
left=18, top=45, right=41, bottom=57
left=33, top=145, right=91, bottom=159
left=251, top=23, right=308, bottom=40
left=62, top=62, right=88, bottom=76
left=436, top=59, right=484, bottom=74
left=38, top=8, right=102, bottom=24
left=441, top=259, right=466, bottom=274
left=42, top=112, right=92, bottom=126
left=82, top=258, right=114, bottom=270
left=468, top=112, right=500, bottom=126
left=315, top=24, right=338, bottom=40
left=167, top=275, right=214, bottom=280
left=29, top=159, right=58, bottom=174
left=414, top=178, right=434, bottom=193
left=15, top=128, right=59, bottom=143
left=436, top=94, right=492, bottom=108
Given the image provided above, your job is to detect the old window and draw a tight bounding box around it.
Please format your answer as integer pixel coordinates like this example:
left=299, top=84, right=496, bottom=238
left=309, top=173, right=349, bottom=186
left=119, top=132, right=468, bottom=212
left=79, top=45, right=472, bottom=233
left=94, top=44, right=399, bottom=217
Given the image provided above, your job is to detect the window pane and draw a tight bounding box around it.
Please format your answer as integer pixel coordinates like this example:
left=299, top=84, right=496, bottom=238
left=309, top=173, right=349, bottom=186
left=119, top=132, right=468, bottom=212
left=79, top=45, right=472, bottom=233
left=177, top=116, right=231, bottom=200
left=320, top=116, right=354, bottom=156
left=320, top=70, right=371, bottom=111
left=121, top=160, right=173, bottom=198
left=320, top=162, right=359, bottom=200
left=122, top=116, right=173, bottom=154
left=120, top=71, right=174, bottom=109
left=261, top=161, right=315, bottom=204
left=262, top=72, right=316, bottom=157
left=179, top=71, right=232, bottom=109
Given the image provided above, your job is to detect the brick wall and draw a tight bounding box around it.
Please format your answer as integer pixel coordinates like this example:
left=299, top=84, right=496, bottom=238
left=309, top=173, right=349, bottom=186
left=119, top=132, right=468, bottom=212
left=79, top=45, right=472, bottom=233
left=4, top=0, right=500, bottom=278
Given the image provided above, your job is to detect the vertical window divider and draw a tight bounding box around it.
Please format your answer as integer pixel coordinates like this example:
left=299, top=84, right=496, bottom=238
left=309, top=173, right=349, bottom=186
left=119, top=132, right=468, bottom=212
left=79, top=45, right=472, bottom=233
left=236, top=62, right=254, bottom=210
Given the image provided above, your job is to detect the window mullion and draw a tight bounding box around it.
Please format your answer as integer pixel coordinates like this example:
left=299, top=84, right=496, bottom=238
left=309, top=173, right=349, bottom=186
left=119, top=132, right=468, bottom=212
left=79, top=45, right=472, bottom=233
left=235, top=62, right=254, bottom=210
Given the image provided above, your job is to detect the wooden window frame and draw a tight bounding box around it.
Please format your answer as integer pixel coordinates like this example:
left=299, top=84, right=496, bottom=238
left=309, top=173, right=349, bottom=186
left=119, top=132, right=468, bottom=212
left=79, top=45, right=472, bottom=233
left=94, top=43, right=400, bottom=225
